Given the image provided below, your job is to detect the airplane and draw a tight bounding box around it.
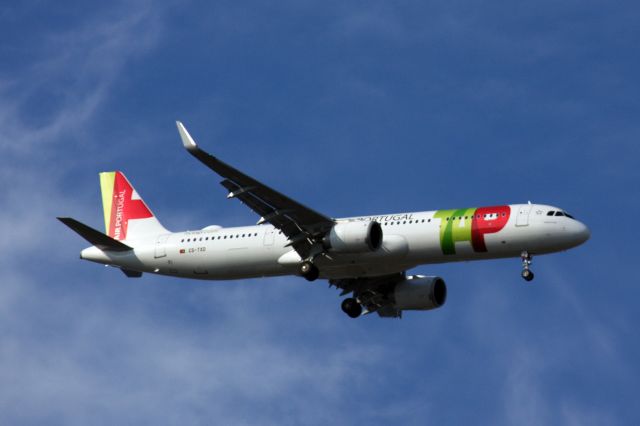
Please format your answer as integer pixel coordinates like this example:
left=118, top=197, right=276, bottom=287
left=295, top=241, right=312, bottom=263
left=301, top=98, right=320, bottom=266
left=58, top=122, right=591, bottom=318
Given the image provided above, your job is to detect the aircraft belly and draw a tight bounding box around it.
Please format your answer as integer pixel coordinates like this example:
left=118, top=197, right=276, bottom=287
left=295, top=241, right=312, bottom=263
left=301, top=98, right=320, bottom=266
left=172, top=244, right=290, bottom=279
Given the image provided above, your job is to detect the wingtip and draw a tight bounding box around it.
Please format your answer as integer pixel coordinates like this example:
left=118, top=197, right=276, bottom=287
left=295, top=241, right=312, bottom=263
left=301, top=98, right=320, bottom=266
left=176, top=121, right=198, bottom=150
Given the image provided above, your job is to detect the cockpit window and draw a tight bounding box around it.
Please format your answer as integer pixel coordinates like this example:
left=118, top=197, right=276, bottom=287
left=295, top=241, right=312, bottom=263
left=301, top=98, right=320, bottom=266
left=548, top=210, right=575, bottom=219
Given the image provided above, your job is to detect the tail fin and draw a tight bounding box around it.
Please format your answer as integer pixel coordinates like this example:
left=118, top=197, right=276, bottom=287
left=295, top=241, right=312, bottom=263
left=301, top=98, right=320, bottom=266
left=99, top=171, right=168, bottom=241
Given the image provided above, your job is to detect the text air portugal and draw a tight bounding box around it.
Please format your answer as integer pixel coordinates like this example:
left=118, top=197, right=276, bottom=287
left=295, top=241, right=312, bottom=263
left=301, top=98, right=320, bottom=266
left=100, top=171, right=153, bottom=241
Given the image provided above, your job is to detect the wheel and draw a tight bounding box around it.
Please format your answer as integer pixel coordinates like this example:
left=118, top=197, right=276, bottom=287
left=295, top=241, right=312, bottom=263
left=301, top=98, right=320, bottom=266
left=341, top=298, right=362, bottom=318
left=300, top=261, right=319, bottom=282
left=521, top=269, right=534, bottom=282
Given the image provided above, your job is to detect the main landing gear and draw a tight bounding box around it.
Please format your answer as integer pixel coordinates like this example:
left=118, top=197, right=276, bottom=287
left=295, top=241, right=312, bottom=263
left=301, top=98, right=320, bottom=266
left=521, top=250, right=534, bottom=282
left=341, top=298, right=363, bottom=318
left=300, top=261, right=319, bottom=282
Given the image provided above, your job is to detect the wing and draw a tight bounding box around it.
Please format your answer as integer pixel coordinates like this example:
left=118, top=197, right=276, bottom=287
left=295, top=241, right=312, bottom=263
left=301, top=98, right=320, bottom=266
left=330, top=272, right=406, bottom=318
left=176, top=121, right=335, bottom=259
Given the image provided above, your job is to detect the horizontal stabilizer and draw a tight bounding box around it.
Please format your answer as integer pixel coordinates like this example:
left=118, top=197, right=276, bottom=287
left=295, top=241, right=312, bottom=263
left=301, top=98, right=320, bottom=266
left=57, top=217, right=132, bottom=252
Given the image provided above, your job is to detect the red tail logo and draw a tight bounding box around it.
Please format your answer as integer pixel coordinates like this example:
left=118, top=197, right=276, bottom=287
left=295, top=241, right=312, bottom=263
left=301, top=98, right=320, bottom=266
left=109, top=173, right=153, bottom=240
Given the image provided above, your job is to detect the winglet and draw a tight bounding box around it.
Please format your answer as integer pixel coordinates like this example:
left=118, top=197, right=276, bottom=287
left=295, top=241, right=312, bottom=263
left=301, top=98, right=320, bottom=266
left=176, top=121, right=198, bottom=152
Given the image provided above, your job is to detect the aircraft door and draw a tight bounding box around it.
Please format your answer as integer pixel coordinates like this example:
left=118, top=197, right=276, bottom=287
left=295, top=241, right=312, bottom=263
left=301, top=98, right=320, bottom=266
left=154, top=234, right=170, bottom=258
left=263, top=228, right=275, bottom=246
left=516, top=204, right=533, bottom=227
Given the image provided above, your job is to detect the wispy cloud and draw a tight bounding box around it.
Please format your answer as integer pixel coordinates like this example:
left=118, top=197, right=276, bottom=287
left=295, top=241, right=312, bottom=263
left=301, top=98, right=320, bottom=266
left=502, top=346, right=551, bottom=425
left=1, top=2, right=637, bottom=424
left=1, top=2, right=161, bottom=154
left=0, top=0, right=164, bottom=256
left=0, top=271, right=389, bottom=425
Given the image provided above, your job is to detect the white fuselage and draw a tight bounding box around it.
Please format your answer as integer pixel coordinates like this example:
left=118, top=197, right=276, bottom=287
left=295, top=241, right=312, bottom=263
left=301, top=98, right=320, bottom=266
left=80, top=204, right=590, bottom=280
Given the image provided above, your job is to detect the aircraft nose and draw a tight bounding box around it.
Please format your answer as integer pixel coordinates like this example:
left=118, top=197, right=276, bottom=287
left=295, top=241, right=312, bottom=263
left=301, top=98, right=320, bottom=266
left=571, top=220, right=591, bottom=245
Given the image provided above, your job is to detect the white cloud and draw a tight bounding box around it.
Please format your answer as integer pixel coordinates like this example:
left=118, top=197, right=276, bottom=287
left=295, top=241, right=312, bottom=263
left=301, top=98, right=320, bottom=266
left=561, top=401, right=616, bottom=426
left=0, top=0, right=164, bottom=256
left=0, top=271, right=389, bottom=425
left=502, top=347, right=550, bottom=426
left=0, top=2, right=636, bottom=424
left=0, top=9, right=392, bottom=423
left=1, top=3, right=160, bottom=154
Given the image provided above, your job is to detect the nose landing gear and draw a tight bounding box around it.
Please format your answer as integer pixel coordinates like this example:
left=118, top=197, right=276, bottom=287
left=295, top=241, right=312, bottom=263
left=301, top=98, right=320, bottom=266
left=521, top=251, right=534, bottom=281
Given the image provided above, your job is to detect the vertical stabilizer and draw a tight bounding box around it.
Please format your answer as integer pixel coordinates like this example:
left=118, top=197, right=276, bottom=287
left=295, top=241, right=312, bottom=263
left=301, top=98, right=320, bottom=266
left=99, top=171, right=168, bottom=241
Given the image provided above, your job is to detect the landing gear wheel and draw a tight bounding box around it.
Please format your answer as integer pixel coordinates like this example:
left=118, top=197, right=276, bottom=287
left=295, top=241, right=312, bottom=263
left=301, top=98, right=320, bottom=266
left=300, top=261, right=319, bottom=282
left=520, top=250, right=534, bottom=282
left=521, top=269, right=534, bottom=282
left=341, top=298, right=362, bottom=318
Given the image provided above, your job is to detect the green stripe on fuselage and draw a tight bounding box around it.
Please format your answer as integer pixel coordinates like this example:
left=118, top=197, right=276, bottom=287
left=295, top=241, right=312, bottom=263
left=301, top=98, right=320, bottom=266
left=434, top=208, right=477, bottom=255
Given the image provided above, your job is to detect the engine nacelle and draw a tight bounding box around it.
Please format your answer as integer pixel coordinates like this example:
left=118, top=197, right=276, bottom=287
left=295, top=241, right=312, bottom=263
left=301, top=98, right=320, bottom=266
left=325, top=221, right=383, bottom=253
left=392, top=275, right=447, bottom=311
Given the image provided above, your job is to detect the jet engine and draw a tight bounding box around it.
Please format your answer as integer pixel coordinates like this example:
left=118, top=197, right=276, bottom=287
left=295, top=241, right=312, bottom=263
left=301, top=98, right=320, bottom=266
left=324, top=221, right=383, bottom=253
left=392, top=275, right=447, bottom=311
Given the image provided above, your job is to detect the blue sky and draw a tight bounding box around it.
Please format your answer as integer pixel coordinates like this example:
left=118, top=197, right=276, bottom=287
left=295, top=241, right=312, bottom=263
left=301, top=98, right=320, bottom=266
left=1, top=1, right=639, bottom=424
